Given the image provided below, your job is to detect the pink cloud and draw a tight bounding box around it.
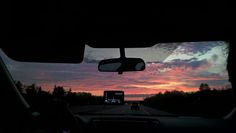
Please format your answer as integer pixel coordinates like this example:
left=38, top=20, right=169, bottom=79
left=30, top=58, right=230, bottom=100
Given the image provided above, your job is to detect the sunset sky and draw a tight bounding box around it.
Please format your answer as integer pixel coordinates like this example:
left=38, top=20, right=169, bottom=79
left=0, top=42, right=231, bottom=100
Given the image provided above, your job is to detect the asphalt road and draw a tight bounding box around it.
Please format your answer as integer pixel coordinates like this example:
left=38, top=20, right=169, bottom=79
left=70, top=104, right=172, bottom=115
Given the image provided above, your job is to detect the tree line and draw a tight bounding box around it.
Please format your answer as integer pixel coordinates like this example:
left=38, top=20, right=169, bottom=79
left=143, top=84, right=234, bottom=117
left=15, top=80, right=234, bottom=117
left=15, top=81, right=104, bottom=108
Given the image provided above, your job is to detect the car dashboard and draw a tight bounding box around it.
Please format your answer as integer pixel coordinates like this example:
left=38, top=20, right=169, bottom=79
left=75, top=115, right=235, bottom=133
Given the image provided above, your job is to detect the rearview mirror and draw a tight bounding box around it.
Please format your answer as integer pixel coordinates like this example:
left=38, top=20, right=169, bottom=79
left=98, top=58, right=145, bottom=74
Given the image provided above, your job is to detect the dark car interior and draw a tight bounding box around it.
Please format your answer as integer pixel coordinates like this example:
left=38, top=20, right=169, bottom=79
left=1, top=1, right=235, bottom=133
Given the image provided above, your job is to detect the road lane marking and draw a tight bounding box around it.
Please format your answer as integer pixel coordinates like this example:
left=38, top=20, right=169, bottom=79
left=141, top=107, right=150, bottom=115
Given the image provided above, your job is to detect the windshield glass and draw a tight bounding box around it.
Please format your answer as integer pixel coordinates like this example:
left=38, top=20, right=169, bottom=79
left=0, top=42, right=233, bottom=117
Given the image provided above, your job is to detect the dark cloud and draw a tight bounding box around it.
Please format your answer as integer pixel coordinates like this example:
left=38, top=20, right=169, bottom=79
left=174, top=41, right=225, bottom=55
left=5, top=60, right=99, bottom=84
left=126, top=79, right=167, bottom=86
left=146, top=61, right=162, bottom=64
left=154, top=58, right=210, bottom=72
left=116, top=86, right=144, bottom=90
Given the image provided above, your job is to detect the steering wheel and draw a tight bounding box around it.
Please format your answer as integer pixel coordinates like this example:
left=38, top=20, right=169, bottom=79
left=24, top=99, right=82, bottom=133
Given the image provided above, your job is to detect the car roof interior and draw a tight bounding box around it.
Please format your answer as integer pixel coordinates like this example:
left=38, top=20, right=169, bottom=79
left=2, top=1, right=232, bottom=63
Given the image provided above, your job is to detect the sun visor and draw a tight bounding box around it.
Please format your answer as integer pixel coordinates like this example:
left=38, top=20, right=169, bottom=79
left=2, top=45, right=85, bottom=63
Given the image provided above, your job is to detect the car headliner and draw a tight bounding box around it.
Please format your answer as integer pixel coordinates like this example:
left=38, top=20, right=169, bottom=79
left=2, top=1, right=232, bottom=62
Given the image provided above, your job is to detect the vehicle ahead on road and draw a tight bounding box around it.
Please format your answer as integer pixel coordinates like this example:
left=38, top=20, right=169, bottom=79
left=104, top=91, right=124, bottom=105
left=130, top=102, right=140, bottom=110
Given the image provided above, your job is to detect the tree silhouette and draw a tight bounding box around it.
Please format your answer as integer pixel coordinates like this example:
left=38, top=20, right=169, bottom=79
left=144, top=87, right=233, bottom=117
left=14, top=81, right=104, bottom=107
left=52, top=85, right=66, bottom=99
left=199, top=83, right=210, bottom=91
left=25, top=84, right=37, bottom=96
left=15, top=81, right=23, bottom=93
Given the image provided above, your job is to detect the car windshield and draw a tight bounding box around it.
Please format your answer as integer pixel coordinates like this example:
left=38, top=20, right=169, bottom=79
left=0, top=42, right=233, bottom=117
